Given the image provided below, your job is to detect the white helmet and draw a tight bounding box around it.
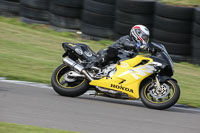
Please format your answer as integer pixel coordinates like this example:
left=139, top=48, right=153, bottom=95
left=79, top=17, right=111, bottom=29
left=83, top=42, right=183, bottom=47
left=130, top=25, right=150, bottom=45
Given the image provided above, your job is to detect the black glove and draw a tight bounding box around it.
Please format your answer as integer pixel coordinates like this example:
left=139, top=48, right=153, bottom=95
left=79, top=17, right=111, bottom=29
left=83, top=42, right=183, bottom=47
left=148, top=47, right=157, bottom=55
left=140, top=45, right=149, bottom=51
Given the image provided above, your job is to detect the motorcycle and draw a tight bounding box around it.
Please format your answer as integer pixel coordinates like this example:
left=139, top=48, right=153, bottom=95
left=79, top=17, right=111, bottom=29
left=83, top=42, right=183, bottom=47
left=51, top=42, right=180, bottom=110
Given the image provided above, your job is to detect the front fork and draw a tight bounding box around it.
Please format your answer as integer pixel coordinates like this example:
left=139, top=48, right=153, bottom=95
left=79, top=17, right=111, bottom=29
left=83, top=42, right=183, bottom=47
left=155, top=75, right=161, bottom=90
left=153, top=74, right=177, bottom=91
left=148, top=75, right=161, bottom=91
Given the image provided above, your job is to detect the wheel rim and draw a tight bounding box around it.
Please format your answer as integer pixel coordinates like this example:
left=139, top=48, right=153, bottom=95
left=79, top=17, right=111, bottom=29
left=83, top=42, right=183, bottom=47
left=56, top=65, right=85, bottom=88
left=144, top=80, right=176, bottom=104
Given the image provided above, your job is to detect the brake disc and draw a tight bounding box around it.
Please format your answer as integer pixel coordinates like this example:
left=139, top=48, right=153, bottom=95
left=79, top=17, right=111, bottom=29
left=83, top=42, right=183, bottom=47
left=150, top=83, right=170, bottom=99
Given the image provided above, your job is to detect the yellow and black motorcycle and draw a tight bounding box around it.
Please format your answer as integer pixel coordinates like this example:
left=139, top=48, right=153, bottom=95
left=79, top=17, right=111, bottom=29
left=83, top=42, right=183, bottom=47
left=51, top=42, right=180, bottom=110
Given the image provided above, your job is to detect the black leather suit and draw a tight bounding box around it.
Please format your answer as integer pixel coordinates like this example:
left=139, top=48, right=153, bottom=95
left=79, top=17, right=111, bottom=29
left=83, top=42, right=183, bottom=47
left=96, top=35, right=138, bottom=65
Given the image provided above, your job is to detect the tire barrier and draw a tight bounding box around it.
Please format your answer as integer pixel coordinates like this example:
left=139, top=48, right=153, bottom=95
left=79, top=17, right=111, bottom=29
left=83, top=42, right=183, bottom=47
left=0, top=0, right=20, bottom=16
left=20, top=0, right=50, bottom=24
left=152, top=2, right=194, bottom=57
left=52, top=0, right=82, bottom=7
left=81, top=22, right=114, bottom=38
left=151, top=39, right=190, bottom=55
left=83, top=0, right=115, bottom=15
left=0, top=0, right=200, bottom=63
left=152, top=28, right=190, bottom=44
left=192, top=7, right=200, bottom=64
left=193, top=23, right=200, bottom=37
left=153, top=15, right=191, bottom=33
left=155, top=2, right=193, bottom=20
left=49, top=13, right=80, bottom=30
left=81, top=0, right=116, bottom=39
left=114, top=0, right=155, bottom=37
left=20, top=0, right=49, bottom=10
left=49, top=0, right=82, bottom=30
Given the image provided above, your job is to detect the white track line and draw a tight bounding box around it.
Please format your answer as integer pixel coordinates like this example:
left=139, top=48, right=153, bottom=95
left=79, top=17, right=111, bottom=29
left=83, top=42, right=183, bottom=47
left=0, top=77, right=200, bottom=112
left=0, top=77, right=52, bottom=89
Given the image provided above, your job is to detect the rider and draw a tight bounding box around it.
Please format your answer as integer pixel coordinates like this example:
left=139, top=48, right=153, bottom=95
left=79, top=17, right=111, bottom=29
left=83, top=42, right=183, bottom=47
left=88, top=25, right=150, bottom=67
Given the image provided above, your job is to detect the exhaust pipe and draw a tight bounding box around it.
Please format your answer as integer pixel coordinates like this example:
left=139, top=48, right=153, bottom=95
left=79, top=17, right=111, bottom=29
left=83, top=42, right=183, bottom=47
left=63, top=57, right=93, bottom=81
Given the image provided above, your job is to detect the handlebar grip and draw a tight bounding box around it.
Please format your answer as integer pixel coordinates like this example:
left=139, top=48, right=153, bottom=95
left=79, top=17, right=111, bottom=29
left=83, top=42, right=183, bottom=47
left=148, top=47, right=157, bottom=55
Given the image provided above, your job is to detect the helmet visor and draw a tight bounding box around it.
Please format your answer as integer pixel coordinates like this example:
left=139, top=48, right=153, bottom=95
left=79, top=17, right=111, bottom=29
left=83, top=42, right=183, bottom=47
left=135, top=29, right=149, bottom=44
left=142, top=34, right=149, bottom=44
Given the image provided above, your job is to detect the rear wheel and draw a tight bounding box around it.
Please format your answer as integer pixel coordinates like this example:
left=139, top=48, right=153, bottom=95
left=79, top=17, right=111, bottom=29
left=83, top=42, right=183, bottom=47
left=51, top=64, right=89, bottom=97
left=140, top=79, right=180, bottom=110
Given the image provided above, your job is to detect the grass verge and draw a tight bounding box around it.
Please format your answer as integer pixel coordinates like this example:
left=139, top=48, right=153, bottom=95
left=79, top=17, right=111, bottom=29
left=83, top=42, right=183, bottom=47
left=0, top=122, right=77, bottom=133
left=0, top=16, right=112, bottom=84
left=0, top=16, right=200, bottom=107
left=160, top=0, right=200, bottom=7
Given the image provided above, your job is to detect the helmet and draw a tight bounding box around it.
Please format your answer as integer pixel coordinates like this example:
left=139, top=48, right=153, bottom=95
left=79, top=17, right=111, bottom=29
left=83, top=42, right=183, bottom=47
left=130, top=25, right=150, bottom=45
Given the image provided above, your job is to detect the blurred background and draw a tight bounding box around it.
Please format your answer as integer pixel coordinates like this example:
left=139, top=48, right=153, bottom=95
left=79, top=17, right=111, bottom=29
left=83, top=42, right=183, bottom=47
left=0, top=0, right=200, bottom=107
left=1, top=0, right=200, bottom=63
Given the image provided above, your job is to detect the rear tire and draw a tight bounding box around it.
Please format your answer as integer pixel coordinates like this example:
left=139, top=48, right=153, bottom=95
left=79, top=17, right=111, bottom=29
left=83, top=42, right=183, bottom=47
left=51, top=64, right=89, bottom=97
left=140, top=79, right=180, bottom=110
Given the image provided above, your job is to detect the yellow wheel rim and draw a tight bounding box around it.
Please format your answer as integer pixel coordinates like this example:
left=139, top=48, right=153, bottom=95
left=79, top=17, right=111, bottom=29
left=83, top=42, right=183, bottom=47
left=144, top=80, right=176, bottom=104
left=56, top=65, right=85, bottom=88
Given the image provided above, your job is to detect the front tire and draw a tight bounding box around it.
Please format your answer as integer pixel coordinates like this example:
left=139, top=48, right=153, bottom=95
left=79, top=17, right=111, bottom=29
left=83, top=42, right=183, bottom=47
left=51, top=64, right=89, bottom=97
left=140, top=79, right=180, bottom=110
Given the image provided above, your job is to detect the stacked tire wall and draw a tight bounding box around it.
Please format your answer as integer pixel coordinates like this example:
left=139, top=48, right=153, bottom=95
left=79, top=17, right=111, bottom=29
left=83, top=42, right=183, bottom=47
left=49, top=0, right=82, bottom=30
left=0, top=0, right=200, bottom=64
left=151, top=2, right=194, bottom=61
left=192, top=8, right=200, bottom=64
left=81, top=0, right=116, bottom=39
left=114, top=0, right=155, bottom=38
left=20, top=0, right=50, bottom=24
left=0, top=0, right=20, bottom=16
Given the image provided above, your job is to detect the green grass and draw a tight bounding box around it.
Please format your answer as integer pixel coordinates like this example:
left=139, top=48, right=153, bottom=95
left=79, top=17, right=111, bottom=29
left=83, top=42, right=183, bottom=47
left=174, top=63, right=200, bottom=107
left=0, top=16, right=112, bottom=84
left=160, top=0, right=200, bottom=7
left=0, top=122, right=77, bottom=133
left=0, top=16, right=200, bottom=107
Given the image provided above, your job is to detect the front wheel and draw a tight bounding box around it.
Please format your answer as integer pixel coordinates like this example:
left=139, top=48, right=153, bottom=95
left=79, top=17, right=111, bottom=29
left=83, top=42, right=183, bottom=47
left=140, top=79, right=180, bottom=110
left=51, top=64, right=89, bottom=97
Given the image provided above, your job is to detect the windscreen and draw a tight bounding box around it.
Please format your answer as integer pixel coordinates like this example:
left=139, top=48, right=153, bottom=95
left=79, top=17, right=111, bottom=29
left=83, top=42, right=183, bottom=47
left=151, top=42, right=174, bottom=69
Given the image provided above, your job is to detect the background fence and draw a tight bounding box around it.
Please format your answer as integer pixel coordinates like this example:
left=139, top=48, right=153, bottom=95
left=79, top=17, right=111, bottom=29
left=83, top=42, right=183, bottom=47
left=0, top=0, right=199, bottom=64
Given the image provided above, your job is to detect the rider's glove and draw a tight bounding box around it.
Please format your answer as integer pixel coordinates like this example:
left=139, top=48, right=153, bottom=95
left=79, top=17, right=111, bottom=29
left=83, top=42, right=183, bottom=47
left=148, top=47, right=157, bottom=55
left=140, top=45, right=148, bottom=50
left=140, top=44, right=149, bottom=51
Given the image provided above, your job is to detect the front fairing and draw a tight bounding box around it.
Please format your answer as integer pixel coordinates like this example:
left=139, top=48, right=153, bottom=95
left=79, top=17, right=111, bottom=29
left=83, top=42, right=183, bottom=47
left=150, top=42, right=174, bottom=76
left=90, top=55, right=155, bottom=99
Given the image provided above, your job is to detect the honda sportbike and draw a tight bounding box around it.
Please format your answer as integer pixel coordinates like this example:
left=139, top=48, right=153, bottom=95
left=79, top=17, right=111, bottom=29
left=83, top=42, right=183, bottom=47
left=51, top=42, right=180, bottom=110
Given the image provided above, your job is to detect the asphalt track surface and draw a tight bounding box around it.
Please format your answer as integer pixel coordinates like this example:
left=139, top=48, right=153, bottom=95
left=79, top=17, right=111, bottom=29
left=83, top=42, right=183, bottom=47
left=0, top=79, right=200, bottom=133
